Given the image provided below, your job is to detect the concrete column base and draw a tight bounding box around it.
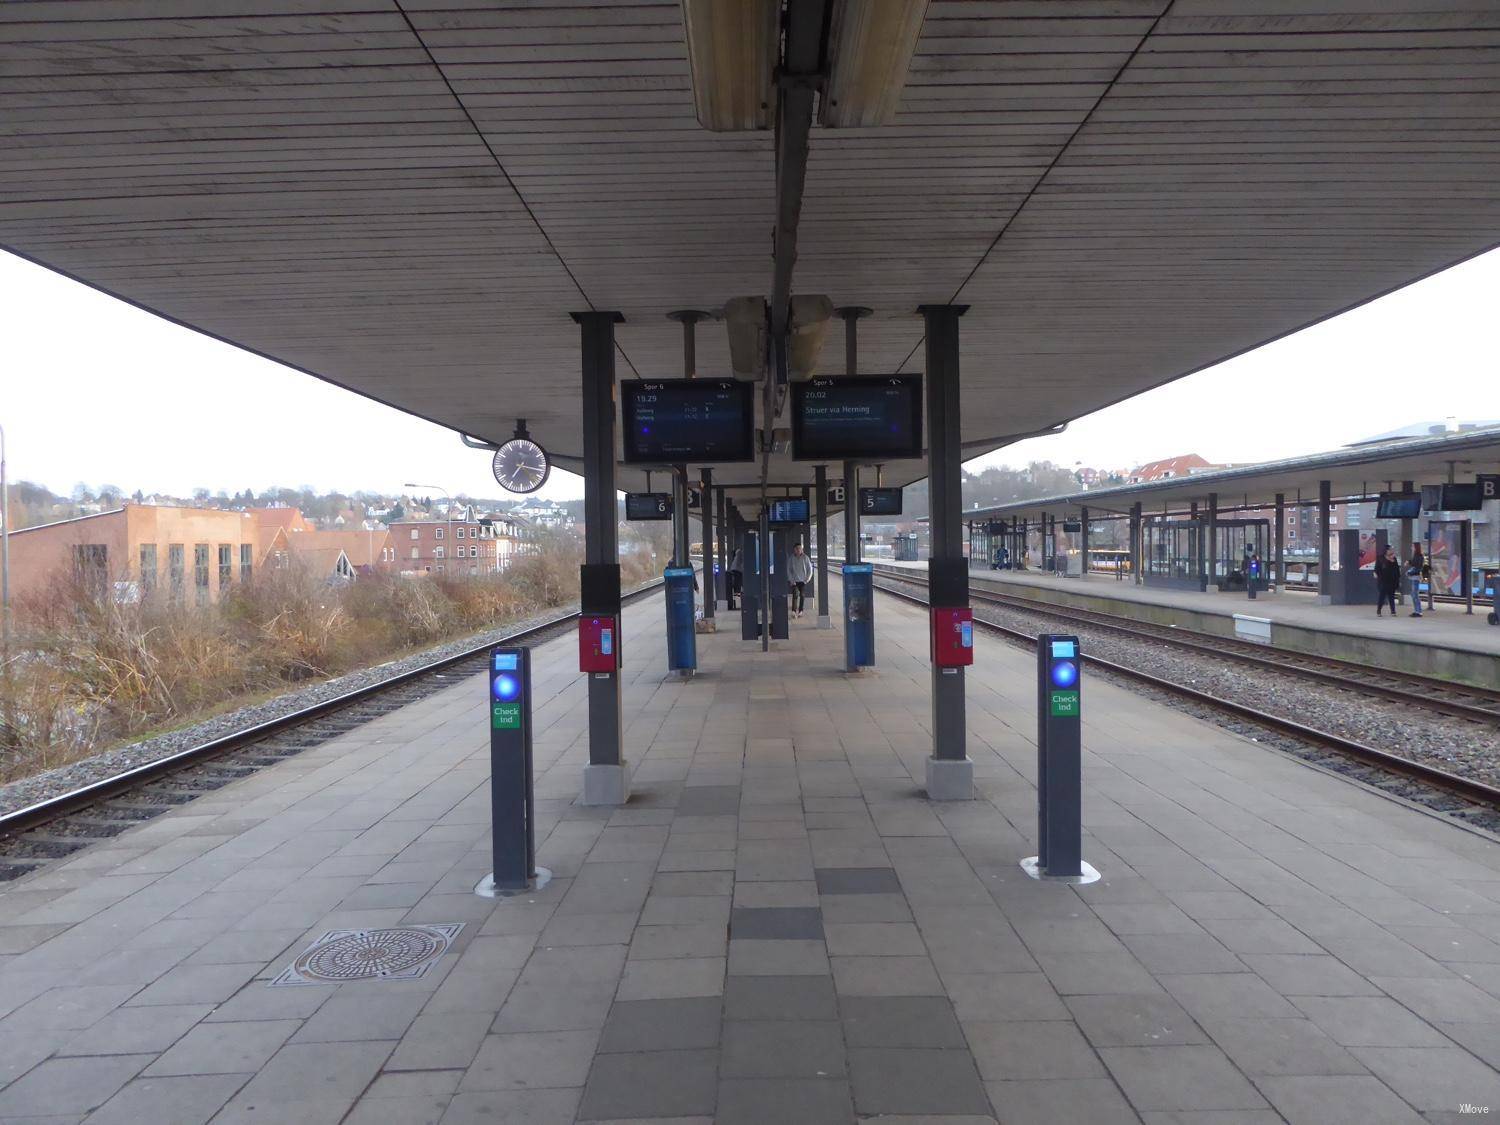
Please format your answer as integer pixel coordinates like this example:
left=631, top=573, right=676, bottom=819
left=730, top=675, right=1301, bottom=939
left=580, top=762, right=631, bottom=806
left=816, top=615, right=832, bottom=630
left=925, top=756, right=974, bottom=801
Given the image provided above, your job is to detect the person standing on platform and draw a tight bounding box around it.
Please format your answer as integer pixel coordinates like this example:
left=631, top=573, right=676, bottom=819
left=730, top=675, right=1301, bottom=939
left=728, top=546, right=744, bottom=610
left=1406, top=545, right=1428, bottom=617
left=788, top=542, right=814, bottom=618
left=1375, top=545, right=1400, bottom=617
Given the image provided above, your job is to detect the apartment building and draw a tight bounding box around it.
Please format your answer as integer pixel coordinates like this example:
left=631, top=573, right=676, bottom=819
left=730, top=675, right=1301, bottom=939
left=389, top=516, right=523, bottom=576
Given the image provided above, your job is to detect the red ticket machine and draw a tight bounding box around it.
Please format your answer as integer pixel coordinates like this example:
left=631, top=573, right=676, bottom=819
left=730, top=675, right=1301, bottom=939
left=579, top=615, right=617, bottom=673
left=931, top=607, right=974, bottom=667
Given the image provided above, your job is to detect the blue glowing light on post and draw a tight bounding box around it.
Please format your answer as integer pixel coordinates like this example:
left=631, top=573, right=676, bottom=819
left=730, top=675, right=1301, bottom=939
left=1049, top=660, right=1078, bottom=689
left=493, top=673, right=520, bottom=701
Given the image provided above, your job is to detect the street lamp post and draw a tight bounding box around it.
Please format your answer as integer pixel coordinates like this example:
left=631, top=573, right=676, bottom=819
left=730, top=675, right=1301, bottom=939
left=405, top=482, right=456, bottom=573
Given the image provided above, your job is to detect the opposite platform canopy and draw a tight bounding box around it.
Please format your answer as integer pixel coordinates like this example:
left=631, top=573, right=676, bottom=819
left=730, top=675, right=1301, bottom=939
left=4, top=1, right=1500, bottom=495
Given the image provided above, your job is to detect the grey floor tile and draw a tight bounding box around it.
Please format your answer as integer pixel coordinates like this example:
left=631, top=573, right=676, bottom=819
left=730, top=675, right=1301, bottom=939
left=1348, top=1046, right=1500, bottom=1111
left=831, top=955, right=943, bottom=996
left=824, top=921, right=926, bottom=956
left=578, top=1049, right=718, bottom=1120
left=1240, top=953, right=1382, bottom=997
left=1204, top=1017, right=1368, bottom=1076
left=946, top=972, right=1071, bottom=1022
left=1160, top=973, right=1301, bottom=1021
left=59, top=1003, right=212, bottom=1056
left=848, top=1047, right=992, bottom=1116
left=733, top=881, right=819, bottom=908
left=722, top=1020, right=846, bottom=1077
left=1256, top=1075, right=1425, bottom=1125
left=0, top=1054, right=153, bottom=1117
left=386, top=1012, right=491, bottom=1071
left=84, top=1073, right=247, bottom=1125
left=986, top=1077, right=1141, bottom=1125
left=716, top=1077, right=854, bottom=1125
left=537, top=911, right=639, bottom=948
left=1291, top=995, right=1450, bottom=1048
left=723, top=974, right=839, bottom=1021
left=730, top=907, right=825, bottom=941
left=232, top=1039, right=393, bottom=1105
left=1036, top=951, right=1164, bottom=996
left=145, top=1019, right=300, bottom=1076
left=729, top=939, right=829, bottom=976
left=640, top=895, right=732, bottom=926
left=598, top=996, right=722, bottom=1052
left=1065, top=993, right=1209, bottom=1047
left=1100, top=1045, right=1269, bottom=1111
left=840, top=995, right=966, bottom=1049
left=966, top=1020, right=1107, bottom=1081
left=345, top=1093, right=449, bottom=1125
left=616, top=957, right=724, bottom=1000
left=675, top=786, right=741, bottom=816
left=292, top=991, right=427, bottom=1043
left=459, top=1029, right=598, bottom=1091
left=816, top=868, right=903, bottom=895
left=628, top=922, right=727, bottom=960
left=126, top=962, right=261, bottom=1007
left=438, top=1088, right=580, bottom=1124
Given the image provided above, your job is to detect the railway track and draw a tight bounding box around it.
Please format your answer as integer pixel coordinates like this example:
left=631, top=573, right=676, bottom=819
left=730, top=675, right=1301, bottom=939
left=0, top=580, right=664, bottom=881
left=869, top=572, right=1500, bottom=816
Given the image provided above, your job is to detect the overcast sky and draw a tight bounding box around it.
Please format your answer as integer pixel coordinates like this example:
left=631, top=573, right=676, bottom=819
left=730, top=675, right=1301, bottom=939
left=3, top=246, right=1498, bottom=503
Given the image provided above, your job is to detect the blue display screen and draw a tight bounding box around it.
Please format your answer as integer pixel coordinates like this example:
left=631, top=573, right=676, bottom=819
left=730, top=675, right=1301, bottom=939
left=494, top=652, right=518, bottom=671
left=1050, top=640, right=1076, bottom=659
left=768, top=498, right=809, bottom=523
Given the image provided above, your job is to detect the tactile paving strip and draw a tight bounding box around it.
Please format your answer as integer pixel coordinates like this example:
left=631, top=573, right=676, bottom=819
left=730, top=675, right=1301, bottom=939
left=270, top=923, right=463, bottom=986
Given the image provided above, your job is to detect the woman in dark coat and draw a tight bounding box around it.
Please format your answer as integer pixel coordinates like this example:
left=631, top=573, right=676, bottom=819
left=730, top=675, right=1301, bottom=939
left=1374, top=545, right=1401, bottom=617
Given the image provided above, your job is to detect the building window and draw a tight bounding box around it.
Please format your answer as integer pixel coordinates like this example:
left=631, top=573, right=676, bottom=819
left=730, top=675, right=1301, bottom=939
left=410, top=528, right=419, bottom=540
left=241, top=543, right=253, bottom=582
left=169, top=544, right=185, bottom=595
left=139, top=543, right=157, bottom=593
left=436, top=564, right=444, bottom=573
left=193, top=544, right=210, bottom=603
left=411, top=547, right=419, bottom=560
left=434, top=546, right=444, bottom=560
left=456, top=527, right=465, bottom=539
left=73, top=544, right=109, bottom=594
left=435, top=527, right=444, bottom=540
left=218, top=544, right=233, bottom=589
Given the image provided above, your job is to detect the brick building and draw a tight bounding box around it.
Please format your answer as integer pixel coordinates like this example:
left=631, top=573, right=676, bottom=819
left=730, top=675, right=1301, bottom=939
left=389, top=514, right=526, bottom=576
left=6, top=504, right=259, bottom=604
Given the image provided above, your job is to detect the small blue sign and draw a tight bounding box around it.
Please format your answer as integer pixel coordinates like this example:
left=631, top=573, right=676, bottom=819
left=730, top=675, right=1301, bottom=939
left=494, top=652, right=518, bottom=671
left=960, top=621, right=973, bottom=648
left=600, top=630, right=613, bottom=656
left=1050, top=640, right=1076, bottom=659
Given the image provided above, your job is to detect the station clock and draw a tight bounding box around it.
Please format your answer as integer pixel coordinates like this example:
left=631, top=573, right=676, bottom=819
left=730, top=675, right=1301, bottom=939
left=491, top=421, right=550, bottom=494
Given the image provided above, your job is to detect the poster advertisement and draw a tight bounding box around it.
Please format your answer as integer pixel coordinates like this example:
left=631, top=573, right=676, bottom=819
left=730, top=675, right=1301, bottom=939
left=1358, top=532, right=1379, bottom=571
left=1426, top=521, right=1469, bottom=597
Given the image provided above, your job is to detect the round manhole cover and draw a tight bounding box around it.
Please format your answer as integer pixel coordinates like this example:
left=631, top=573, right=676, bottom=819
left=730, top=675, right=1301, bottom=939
left=273, top=923, right=463, bottom=986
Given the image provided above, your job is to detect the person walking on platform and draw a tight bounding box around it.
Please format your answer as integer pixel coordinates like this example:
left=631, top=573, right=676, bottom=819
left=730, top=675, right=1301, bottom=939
left=728, top=546, right=744, bottom=610
left=788, top=542, right=814, bottom=618
left=1375, top=544, right=1400, bottom=617
left=1406, top=545, right=1429, bottom=617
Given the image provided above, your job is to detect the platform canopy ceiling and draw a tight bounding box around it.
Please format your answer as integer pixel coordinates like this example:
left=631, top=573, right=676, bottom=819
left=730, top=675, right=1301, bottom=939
left=4, top=1, right=1500, bottom=496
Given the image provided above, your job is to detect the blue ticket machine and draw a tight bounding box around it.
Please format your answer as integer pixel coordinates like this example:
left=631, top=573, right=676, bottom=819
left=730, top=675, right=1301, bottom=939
left=843, top=563, right=875, bottom=671
left=664, top=566, right=697, bottom=674
left=488, top=647, right=535, bottom=890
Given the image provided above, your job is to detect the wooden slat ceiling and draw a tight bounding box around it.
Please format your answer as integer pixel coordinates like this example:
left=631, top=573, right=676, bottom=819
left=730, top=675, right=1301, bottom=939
left=3, top=0, right=1499, bottom=494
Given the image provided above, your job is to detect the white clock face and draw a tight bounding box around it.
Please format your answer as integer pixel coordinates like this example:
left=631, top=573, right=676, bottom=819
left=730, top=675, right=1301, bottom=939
left=492, top=438, right=550, bottom=494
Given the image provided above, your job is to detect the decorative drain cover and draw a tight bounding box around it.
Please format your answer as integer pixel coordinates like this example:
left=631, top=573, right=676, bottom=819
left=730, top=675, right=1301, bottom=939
left=270, top=923, right=463, bottom=987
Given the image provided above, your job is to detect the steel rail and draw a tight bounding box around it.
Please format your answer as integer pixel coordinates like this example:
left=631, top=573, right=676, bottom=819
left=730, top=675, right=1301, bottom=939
left=870, top=565, right=1500, bottom=722
left=871, top=578, right=1500, bottom=812
left=0, top=580, right=665, bottom=842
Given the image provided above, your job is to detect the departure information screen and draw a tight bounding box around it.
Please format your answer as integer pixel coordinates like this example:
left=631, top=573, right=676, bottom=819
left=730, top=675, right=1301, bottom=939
left=768, top=498, right=809, bottom=523
left=625, top=492, right=672, bottom=521
left=859, top=487, right=903, bottom=516
left=792, top=376, right=923, bottom=462
left=622, top=380, right=756, bottom=464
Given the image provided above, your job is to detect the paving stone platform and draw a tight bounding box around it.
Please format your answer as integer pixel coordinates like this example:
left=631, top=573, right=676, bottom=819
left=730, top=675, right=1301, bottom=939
left=3, top=585, right=1500, bottom=1123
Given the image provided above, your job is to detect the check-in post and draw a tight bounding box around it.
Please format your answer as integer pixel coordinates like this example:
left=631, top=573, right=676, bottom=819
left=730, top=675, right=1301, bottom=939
left=1023, top=634, right=1099, bottom=883
left=484, top=647, right=537, bottom=892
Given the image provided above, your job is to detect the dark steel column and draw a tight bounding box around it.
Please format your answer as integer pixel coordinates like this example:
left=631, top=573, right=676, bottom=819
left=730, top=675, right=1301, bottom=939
left=1274, top=492, right=1286, bottom=589
left=1207, top=491, right=1219, bottom=590
left=572, top=310, right=626, bottom=805
left=1129, top=502, right=1142, bottom=585
left=673, top=469, right=690, bottom=567
left=920, top=304, right=972, bottom=799
left=815, top=465, right=830, bottom=626
left=1318, top=479, right=1332, bottom=602
left=1398, top=479, right=1414, bottom=572
left=1080, top=506, right=1090, bottom=576
left=716, top=487, right=728, bottom=606
left=844, top=462, right=860, bottom=563
left=699, top=468, right=714, bottom=620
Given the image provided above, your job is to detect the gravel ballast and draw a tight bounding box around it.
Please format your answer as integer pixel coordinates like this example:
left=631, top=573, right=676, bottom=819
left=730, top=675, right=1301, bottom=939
left=0, top=601, right=586, bottom=818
